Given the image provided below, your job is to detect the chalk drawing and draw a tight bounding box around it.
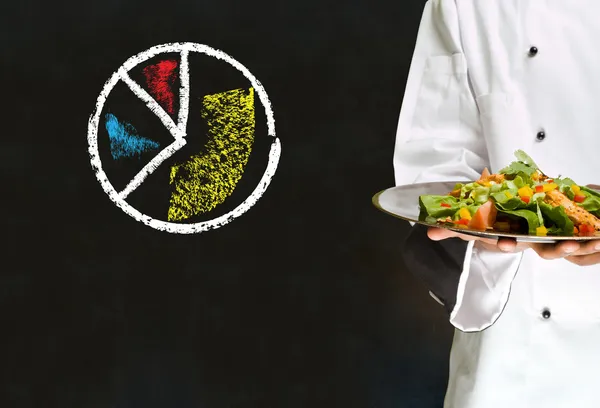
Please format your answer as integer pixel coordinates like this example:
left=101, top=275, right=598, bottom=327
left=168, top=88, right=256, bottom=221
left=105, top=113, right=160, bottom=159
left=142, top=59, right=178, bottom=115
left=87, top=43, right=280, bottom=234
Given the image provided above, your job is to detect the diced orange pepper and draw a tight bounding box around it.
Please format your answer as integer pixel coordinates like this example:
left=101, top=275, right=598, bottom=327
left=571, top=185, right=581, bottom=194
left=542, top=183, right=558, bottom=192
left=536, top=226, right=548, bottom=236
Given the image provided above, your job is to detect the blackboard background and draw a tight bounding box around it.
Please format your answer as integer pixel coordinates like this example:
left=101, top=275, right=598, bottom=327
left=3, top=0, right=454, bottom=406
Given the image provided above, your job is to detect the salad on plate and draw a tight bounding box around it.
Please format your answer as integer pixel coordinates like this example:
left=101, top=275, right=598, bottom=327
left=419, top=150, right=600, bottom=237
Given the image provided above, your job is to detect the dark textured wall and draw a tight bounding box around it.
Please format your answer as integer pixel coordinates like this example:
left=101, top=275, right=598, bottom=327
left=3, top=0, right=454, bottom=406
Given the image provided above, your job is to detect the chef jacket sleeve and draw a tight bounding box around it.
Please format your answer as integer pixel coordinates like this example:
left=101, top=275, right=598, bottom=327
left=393, top=0, right=524, bottom=332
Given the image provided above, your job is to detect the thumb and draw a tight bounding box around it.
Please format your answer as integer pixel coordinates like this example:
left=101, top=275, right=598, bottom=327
left=497, top=238, right=518, bottom=252
left=427, top=227, right=460, bottom=241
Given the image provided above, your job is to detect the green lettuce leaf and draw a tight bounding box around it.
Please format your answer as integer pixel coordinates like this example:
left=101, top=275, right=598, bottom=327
left=492, top=195, right=529, bottom=211
left=513, top=175, right=532, bottom=189
left=578, top=186, right=600, bottom=213
left=459, top=182, right=480, bottom=199
left=497, top=209, right=540, bottom=235
left=538, top=201, right=574, bottom=236
left=554, top=177, right=577, bottom=194
left=536, top=201, right=544, bottom=226
left=418, top=195, right=460, bottom=220
left=490, top=183, right=503, bottom=193
left=471, top=186, right=491, bottom=204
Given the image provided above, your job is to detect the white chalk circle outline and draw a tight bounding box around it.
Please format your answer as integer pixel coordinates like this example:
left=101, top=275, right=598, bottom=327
left=87, top=42, right=280, bottom=234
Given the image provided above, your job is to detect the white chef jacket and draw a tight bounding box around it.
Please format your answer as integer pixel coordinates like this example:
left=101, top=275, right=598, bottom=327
left=393, top=1, right=600, bottom=407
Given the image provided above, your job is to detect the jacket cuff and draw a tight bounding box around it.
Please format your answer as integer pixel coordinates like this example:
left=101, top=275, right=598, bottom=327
left=449, top=240, right=523, bottom=332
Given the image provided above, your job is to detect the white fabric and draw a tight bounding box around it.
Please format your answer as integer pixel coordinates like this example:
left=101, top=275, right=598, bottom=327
left=393, top=1, right=600, bottom=407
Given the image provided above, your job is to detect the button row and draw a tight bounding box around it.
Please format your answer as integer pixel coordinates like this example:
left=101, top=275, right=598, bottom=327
left=528, top=46, right=545, bottom=142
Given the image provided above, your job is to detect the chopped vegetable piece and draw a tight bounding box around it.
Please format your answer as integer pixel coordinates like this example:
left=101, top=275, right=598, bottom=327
left=535, top=185, right=544, bottom=193
left=468, top=200, right=497, bottom=230
left=574, top=195, right=586, bottom=203
left=441, top=202, right=452, bottom=208
left=536, top=226, right=548, bottom=236
left=571, top=185, right=581, bottom=194
left=543, top=183, right=558, bottom=192
left=454, top=218, right=470, bottom=225
left=518, top=186, right=533, bottom=198
left=521, top=196, right=531, bottom=203
left=459, top=207, right=472, bottom=220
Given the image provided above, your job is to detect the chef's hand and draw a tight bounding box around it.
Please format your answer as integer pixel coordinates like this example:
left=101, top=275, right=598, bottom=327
left=427, top=227, right=600, bottom=266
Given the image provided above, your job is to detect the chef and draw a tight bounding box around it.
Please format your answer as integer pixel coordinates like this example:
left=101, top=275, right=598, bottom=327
left=393, top=1, right=600, bottom=407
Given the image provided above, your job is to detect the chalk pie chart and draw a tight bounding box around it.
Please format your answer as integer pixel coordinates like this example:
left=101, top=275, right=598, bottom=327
left=87, top=43, right=280, bottom=234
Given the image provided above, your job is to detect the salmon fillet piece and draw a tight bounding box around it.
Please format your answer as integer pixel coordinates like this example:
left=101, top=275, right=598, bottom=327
left=544, top=189, right=600, bottom=232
